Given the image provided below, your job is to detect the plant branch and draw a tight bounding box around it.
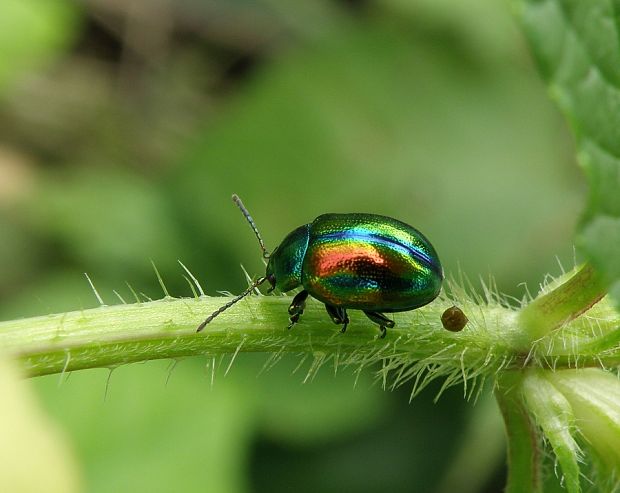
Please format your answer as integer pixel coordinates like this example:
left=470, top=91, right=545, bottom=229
left=0, top=271, right=619, bottom=378
left=495, top=372, right=543, bottom=493
left=0, top=295, right=517, bottom=378
left=518, top=264, right=607, bottom=349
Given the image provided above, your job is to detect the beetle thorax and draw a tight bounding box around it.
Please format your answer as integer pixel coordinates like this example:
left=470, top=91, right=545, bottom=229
left=265, top=224, right=310, bottom=293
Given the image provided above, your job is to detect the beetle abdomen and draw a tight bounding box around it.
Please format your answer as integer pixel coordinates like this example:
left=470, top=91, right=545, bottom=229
left=301, top=213, right=442, bottom=312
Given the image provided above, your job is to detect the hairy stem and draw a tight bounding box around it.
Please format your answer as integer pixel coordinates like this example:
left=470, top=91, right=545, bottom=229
left=0, top=295, right=517, bottom=377
left=518, top=264, right=606, bottom=348
left=495, top=372, right=543, bottom=493
left=0, top=275, right=618, bottom=378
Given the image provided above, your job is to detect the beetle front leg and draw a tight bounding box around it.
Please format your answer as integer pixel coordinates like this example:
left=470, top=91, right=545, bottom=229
left=324, top=304, right=350, bottom=333
left=363, top=311, right=395, bottom=338
left=287, top=290, right=309, bottom=329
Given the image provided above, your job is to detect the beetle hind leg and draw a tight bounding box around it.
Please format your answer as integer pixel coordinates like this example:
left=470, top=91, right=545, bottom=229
left=324, top=304, right=350, bottom=333
left=287, top=290, right=309, bottom=329
left=363, top=311, right=395, bottom=338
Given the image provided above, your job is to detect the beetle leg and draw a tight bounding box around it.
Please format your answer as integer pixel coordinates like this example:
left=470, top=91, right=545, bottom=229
left=339, top=309, right=350, bottom=334
left=287, top=290, right=309, bottom=329
left=324, top=304, right=349, bottom=333
left=363, top=311, right=395, bottom=338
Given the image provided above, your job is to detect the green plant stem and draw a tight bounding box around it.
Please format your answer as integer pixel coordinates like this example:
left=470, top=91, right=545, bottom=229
left=1, top=271, right=619, bottom=378
left=0, top=296, right=515, bottom=377
left=495, top=372, right=543, bottom=493
left=518, top=264, right=606, bottom=348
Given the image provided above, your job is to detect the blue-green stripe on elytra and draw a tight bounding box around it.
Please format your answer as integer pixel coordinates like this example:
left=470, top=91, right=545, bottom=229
left=318, top=230, right=439, bottom=274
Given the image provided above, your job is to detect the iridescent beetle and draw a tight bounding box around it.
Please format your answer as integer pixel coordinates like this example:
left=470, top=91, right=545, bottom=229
left=197, top=195, right=443, bottom=338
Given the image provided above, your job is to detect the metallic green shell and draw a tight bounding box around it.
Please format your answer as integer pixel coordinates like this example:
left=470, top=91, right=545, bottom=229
left=300, top=213, right=442, bottom=312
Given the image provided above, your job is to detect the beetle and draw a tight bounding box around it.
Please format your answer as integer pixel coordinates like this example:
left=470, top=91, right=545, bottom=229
left=197, top=194, right=443, bottom=338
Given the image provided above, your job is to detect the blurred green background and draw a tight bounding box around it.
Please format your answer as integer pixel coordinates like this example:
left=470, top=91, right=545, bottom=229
left=0, top=1, right=584, bottom=492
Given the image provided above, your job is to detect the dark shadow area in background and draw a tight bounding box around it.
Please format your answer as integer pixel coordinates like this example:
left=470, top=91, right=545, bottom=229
left=251, top=379, right=506, bottom=493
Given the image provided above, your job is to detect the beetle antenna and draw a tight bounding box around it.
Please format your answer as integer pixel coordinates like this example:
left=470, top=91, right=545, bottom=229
left=197, top=277, right=267, bottom=332
left=232, top=194, right=270, bottom=259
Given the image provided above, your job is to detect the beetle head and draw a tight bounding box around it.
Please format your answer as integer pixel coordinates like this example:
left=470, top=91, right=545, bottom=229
left=265, top=260, right=277, bottom=292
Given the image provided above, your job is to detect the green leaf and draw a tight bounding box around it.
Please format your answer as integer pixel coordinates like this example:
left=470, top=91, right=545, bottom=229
left=521, top=370, right=581, bottom=493
left=518, top=0, right=620, bottom=306
left=547, top=369, right=620, bottom=486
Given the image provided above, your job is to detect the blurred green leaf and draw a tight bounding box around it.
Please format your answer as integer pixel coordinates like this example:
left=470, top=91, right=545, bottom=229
left=0, top=270, right=106, bottom=319
left=519, top=0, right=620, bottom=306
left=436, top=393, right=505, bottom=493
left=580, top=216, right=620, bottom=305
left=0, top=358, right=81, bottom=493
left=36, top=361, right=255, bottom=493
left=0, top=0, right=79, bottom=94
left=33, top=357, right=385, bottom=493
left=0, top=215, right=40, bottom=296
left=382, top=0, right=523, bottom=61
left=255, top=356, right=384, bottom=444
left=22, top=167, right=186, bottom=281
